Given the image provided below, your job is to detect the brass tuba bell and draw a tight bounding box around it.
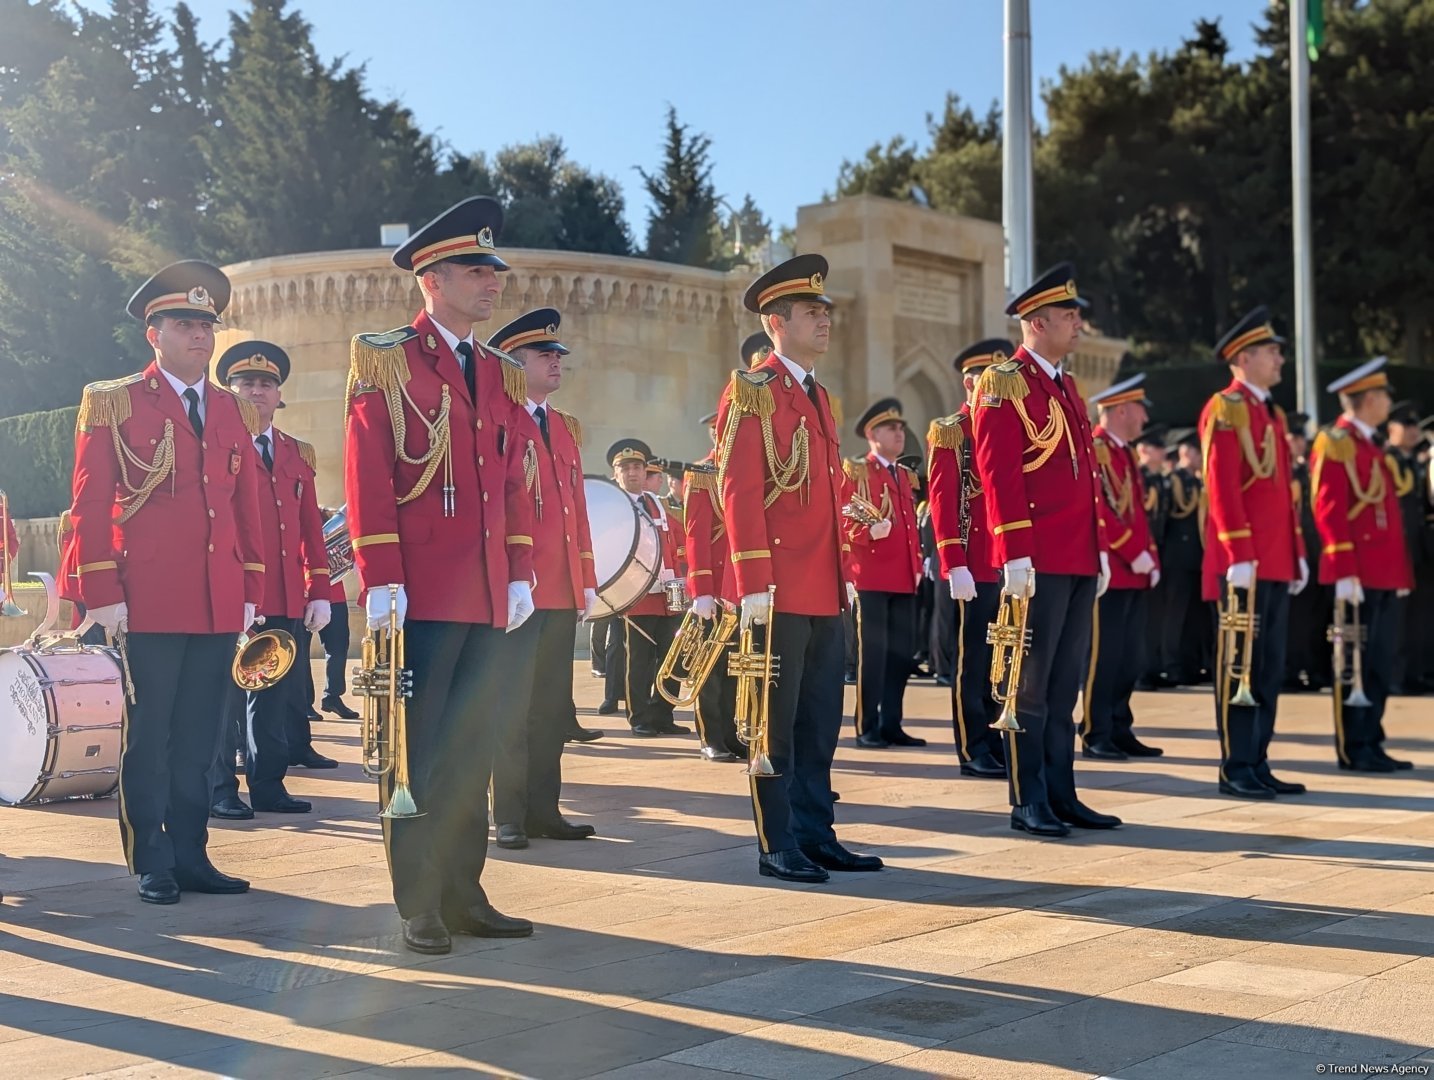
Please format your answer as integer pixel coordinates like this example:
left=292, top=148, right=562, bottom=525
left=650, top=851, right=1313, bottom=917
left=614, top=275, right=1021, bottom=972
left=232, top=627, right=299, bottom=691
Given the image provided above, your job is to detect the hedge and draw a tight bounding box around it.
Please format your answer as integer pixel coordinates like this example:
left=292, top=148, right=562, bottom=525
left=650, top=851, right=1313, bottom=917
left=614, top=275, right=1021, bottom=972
left=0, top=407, right=78, bottom=518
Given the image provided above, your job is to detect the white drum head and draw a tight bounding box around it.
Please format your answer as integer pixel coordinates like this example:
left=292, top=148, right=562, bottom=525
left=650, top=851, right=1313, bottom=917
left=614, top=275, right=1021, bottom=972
left=0, top=650, right=49, bottom=805
left=583, top=478, right=640, bottom=591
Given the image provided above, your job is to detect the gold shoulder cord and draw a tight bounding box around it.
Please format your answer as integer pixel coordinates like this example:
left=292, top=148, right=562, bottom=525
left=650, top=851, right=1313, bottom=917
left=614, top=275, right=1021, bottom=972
left=523, top=439, right=542, bottom=520
left=1170, top=472, right=1199, bottom=519
left=978, top=365, right=1077, bottom=476
left=1202, top=392, right=1272, bottom=491
left=1386, top=453, right=1415, bottom=498
left=1344, top=453, right=1387, bottom=526
left=77, top=379, right=175, bottom=524
left=716, top=372, right=810, bottom=511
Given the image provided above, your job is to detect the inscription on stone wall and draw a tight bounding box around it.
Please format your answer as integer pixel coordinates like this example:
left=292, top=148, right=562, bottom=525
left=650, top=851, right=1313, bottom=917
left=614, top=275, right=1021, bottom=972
left=894, top=263, right=963, bottom=324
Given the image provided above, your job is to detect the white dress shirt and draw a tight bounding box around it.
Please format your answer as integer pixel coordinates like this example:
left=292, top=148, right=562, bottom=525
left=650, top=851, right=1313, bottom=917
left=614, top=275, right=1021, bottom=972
left=159, top=364, right=206, bottom=424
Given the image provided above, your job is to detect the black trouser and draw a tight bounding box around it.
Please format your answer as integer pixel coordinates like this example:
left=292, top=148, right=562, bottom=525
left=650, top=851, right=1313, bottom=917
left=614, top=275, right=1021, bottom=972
left=1286, top=580, right=1333, bottom=688
left=590, top=616, right=613, bottom=676
left=914, top=576, right=934, bottom=669
left=695, top=641, right=743, bottom=756
left=624, top=613, right=678, bottom=729
left=1139, top=577, right=1164, bottom=683
left=1334, top=588, right=1398, bottom=764
left=854, top=589, right=915, bottom=739
left=493, top=608, right=575, bottom=827
left=118, top=632, right=233, bottom=875
left=1083, top=588, right=1144, bottom=745
left=240, top=615, right=303, bottom=805
left=748, top=612, right=843, bottom=854
left=1159, top=569, right=1203, bottom=681
left=601, top=619, right=626, bottom=704
left=953, top=581, right=1003, bottom=763
left=319, top=599, right=351, bottom=701
left=1211, top=579, right=1290, bottom=783
left=209, top=680, right=245, bottom=805
left=1004, top=573, right=1095, bottom=810
left=377, top=620, right=511, bottom=920
left=931, top=589, right=957, bottom=680
left=842, top=607, right=857, bottom=678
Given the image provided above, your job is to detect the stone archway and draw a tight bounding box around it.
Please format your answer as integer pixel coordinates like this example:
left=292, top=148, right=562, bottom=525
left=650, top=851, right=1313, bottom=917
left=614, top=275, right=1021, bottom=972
left=894, top=345, right=958, bottom=458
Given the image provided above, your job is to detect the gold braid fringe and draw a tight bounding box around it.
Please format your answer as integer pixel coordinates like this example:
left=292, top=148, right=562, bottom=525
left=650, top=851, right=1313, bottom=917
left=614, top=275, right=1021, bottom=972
left=293, top=437, right=318, bottom=473
left=927, top=415, right=963, bottom=451
left=555, top=408, right=582, bottom=447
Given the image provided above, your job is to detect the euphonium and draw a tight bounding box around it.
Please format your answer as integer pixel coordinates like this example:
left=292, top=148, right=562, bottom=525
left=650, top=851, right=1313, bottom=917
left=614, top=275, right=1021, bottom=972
left=986, top=588, right=1032, bottom=732
left=728, top=584, right=779, bottom=776
left=657, top=602, right=739, bottom=708
left=1218, top=571, right=1260, bottom=707
left=232, top=626, right=298, bottom=691
left=352, top=584, right=422, bottom=819
left=1328, top=598, right=1372, bottom=708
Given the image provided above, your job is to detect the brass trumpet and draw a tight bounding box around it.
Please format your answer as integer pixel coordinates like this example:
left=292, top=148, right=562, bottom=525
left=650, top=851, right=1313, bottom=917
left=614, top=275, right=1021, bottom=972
left=657, top=602, right=739, bottom=708
left=1328, top=598, right=1372, bottom=708
left=842, top=494, right=884, bottom=527
left=729, top=585, right=779, bottom=776
left=986, top=588, right=1032, bottom=732
left=353, top=584, right=421, bottom=818
left=1218, top=572, right=1260, bottom=707
left=232, top=626, right=298, bottom=691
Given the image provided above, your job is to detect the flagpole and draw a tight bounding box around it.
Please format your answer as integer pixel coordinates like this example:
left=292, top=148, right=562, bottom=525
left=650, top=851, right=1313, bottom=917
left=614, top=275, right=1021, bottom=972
left=1291, top=0, right=1318, bottom=421
left=1003, top=0, right=1034, bottom=295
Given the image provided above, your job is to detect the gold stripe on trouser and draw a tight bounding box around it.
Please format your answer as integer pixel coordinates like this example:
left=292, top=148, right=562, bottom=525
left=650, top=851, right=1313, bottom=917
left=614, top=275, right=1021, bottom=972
left=853, top=596, right=867, bottom=736
left=749, top=774, right=771, bottom=852
left=1333, top=667, right=1348, bottom=765
left=623, top=620, right=634, bottom=720
left=1006, top=728, right=1022, bottom=804
left=1080, top=598, right=1101, bottom=738
left=1214, top=609, right=1230, bottom=779
left=953, top=599, right=970, bottom=757
left=692, top=675, right=711, bottom=745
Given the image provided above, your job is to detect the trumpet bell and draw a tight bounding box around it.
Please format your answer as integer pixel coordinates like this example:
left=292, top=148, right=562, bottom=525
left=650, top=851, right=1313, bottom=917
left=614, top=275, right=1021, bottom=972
left=1230, top=685, right=1257, bottom=707
left=1345, top=688, right=1373, bottom=708
left=233, top=628, right=298, bottom=691
left=380, top=783, right=424, bottom=819
left=746, top=752, right=777, bottom=777
left=990, top=705, right=1024, bottom=733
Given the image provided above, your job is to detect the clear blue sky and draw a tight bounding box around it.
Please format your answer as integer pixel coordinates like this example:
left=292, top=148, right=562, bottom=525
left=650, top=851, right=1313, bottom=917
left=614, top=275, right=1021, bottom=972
left=111, top=0, right=1272, bottom=238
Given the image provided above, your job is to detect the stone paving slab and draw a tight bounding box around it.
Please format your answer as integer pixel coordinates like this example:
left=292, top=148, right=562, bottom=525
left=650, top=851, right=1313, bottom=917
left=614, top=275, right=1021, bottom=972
left=0, top=664, right=1430, bottom=1078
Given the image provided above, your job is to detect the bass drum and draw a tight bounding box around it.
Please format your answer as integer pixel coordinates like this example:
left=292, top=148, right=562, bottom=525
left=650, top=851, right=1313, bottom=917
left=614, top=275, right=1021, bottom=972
left=0, top=645, right=123, bottom=806
left=583, top=476, right=662, bottom=617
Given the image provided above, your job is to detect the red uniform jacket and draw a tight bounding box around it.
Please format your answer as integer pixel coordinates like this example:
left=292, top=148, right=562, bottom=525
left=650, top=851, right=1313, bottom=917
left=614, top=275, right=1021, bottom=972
left=717, top=356, right=853, bottom=616
left=251, top=428, right=329, bottom=619
left=1199, top=380, right=1305, bottom=599
left=1312, top=417, right=1412, bottom=591
left=516, top=403, right=597, bottom=610
left=70, top=361, right=265, bottom=634
left=626, top=490, right=683, bottom=617
left=1093, top=426, right=1159, bottom=591
left=845, top=454, right=921, bottom=594
left=684, top=455, right=736, bottom=604
left=344, top=311, right=535, bottom=625
left=971, top=349, right=1105, bottom=577
left=927, top=406, right=998, bottom=584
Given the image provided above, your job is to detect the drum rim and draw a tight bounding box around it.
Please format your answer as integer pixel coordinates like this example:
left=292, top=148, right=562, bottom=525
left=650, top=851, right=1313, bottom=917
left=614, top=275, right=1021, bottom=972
left=582, top=475, right=662, bottom=615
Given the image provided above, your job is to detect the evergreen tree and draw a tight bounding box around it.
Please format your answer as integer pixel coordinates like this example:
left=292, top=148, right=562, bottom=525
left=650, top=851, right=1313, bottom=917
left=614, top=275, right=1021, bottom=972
left=638, top=106, right=721, bottom=268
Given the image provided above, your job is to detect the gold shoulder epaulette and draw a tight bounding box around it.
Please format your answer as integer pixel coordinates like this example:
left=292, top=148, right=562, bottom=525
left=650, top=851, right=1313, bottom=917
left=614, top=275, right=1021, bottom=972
left=75, top=373, right=143, bottom=432
left=1314, top=425, right=1355, bottom=464
left=828, top=392, right=844, bottom=431
left=552, top=406, right=582, bottom=447
left=976, top=359, right=1029, bottom=406
left=1211, top=390, right=1249, bottom=431
left=729, top=367, right=777, bottom=418
left=927, top=415, right=963, bottom=451
left=291, top=436, right=318, bottom=472
left=684, top=466, right=717, bottom=494
left=900, top=462, right=920, bottom=490
left=485, top=344, right=528, bottom=406
left=213, top=383, right=262, bottom=435
left=1095, top=438, right=1112, bottom=468
left=349, top=327, right=416, bottom=394
left=842, top=457, right=865, bottom=483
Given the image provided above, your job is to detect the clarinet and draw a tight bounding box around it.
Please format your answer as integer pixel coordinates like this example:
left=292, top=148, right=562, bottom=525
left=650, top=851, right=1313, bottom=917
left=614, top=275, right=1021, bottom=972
left=958, top=437, right=973, bottom=546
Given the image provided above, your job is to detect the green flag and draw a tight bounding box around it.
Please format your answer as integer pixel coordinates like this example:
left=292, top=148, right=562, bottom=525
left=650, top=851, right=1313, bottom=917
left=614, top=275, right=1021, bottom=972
left=1308, top=0, right=1325, bottom=61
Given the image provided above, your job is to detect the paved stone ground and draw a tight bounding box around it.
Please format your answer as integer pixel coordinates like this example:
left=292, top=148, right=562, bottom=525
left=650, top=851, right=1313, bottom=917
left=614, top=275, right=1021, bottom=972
left=1, top=661, right=1432, bottom=1079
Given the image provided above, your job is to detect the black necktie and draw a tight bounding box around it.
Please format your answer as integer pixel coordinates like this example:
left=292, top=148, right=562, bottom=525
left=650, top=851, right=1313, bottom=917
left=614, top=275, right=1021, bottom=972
left=887, top=462, right=898, bottom=483
left=455, top=340, right=476, bottom=402
left=256, top=433, right=273, bottom=472
left=802, top=373, right=820, bottom=408
left=183, top=387, right=203, bottom=437
left=534, top=405, right=550, bottom=449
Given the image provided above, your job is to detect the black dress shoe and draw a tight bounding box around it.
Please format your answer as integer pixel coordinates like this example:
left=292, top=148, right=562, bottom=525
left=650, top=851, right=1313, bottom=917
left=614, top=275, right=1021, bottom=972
left=1255, top=770, right=1307, bottom=795
left=700, top=746, right=741, bottom=763
left=884, top=730, right=927, bottom=747
left=1112, top=735, right=1164, bottom=758
left=597, top=699, right=619, bottom=716
left=1340, top=753, right=1397, bottom=773
left=654, top=721, right=690, bottom=735
left=1011, top=803, right=1070, bottom=837
left=800, top=840, right=884, bottom=872
left=252, top=795, right=312, bottom=813
left=1219, top=776, right=1277, bottom=799
left=855, top=733, right=889, bottom=749
left=321, top=697, right=360, bottom=720
left=935, top=675, right=953, bottom=687
left=1082, top=739, right=1129, bottom=761
left=566, top=726, right=604, bottom=743
left=758, top=849, right=829, bottom=883
left=447, top=899, right=533, bottom=938
left=843, top=672, right=857, bottom=685
left=959, top=750, right=1007, bottom=778
left=495, top=824, right=529, bottom=849
left=1373, top=750, right=1414, bottom=771
left=210, top=796, right=254, bottom=820
left=1051, top=799, right=1122, bottom=829
left=290, top=750, right=338, bottom=769
left=402, top=911, right=451, bottom=954
left=528, top=818, right=596, bottom=840
left=174, top=861, right=249, bottom=894
left=138, top=870, right=180, bottom=905
left=304, top=708, right=323, bottom=722
left=631, top=724, right=659, bottom=737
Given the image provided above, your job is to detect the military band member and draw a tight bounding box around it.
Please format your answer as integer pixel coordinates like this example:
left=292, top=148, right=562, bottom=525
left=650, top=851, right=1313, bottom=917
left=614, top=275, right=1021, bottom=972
left=685, top=410, right=745, bottom=762
left=1160, top=430, right=1208, bottom=685
left=1082, top=376, right=1163, bottom=760
left=718, top=254, right=882, bottom=881
left=1201, top=306, right=1309, bottom=800
left=928, top=339, right=1011, bottom=778
left=846, top=399, right=925, bottom=747
left=71, top=260, right=264, bottom=903
left=315, top=512, right=360, bottom=720
left=1313, top=359, right=1413, bottom=772
left=1134, top=424, right=1173, bottom=691
left=1385, top=400, right=1431, bottom=695
left=1284, top=412, right=1332, bottom=692
left=344, top=197, right=537, bottom=954
left=971, top=263, right=1120, bottom=837
left=486, top=309, right=601, bottom=848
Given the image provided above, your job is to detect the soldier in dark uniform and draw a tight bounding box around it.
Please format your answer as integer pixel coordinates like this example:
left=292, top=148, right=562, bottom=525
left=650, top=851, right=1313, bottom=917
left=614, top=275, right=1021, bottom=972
left=1134, top=424, right=1172, bottom=690
left=1284, top=412, right=1332, bottom=691
left=1160, top=430, right=1208, bottom=685
left=1385, top=400, right=1430, bottom=694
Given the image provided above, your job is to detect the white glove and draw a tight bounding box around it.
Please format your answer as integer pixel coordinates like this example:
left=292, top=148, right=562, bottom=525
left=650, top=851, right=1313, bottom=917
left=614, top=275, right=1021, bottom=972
left=692, top=594, right=718, bottom=621
left=303, top=599, right=331, bottom=633
left=1225, top=561, right=1256, bottom=591
left=1335, top=577, right=1364, bottom=604
left=1150, top=568, right=1161, bottom=589
left=869, top=519, right=893, bottom=540
left=948, top=567, right=977, bottom=602
left=365, top=584, right=407, bottom=630
left=90, top=602, right=128, bottom=635
left=506, top=580, right=534, bottom=632
left=1096, top=552, right=1111, bottom=599
left=922, top=555, right=934, bottom=581
left=846, top=581, right=858, bottom=607
left=1397, top=588, right=1412, bottom=599
left=1003, top=558, right=1035, bottom=599
left=740, top=590, right=771, bottom=631
left=1130, top=551, right=1156, bottom=576
left=243, top=603, right=259, bottom=631
left=580, top=587, right=599, bottom=621
left=1291, top=557, right=1310, bottom=597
